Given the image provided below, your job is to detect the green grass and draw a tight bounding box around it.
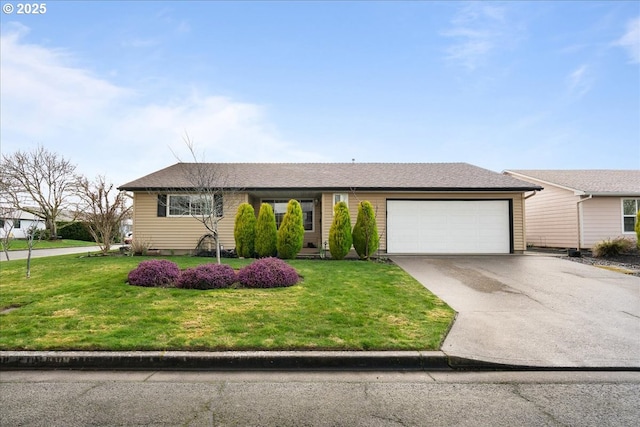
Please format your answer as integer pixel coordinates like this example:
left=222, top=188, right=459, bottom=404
left=0, top=255, right=455, bottom=351
left=6, top=239, right=99, bottom=251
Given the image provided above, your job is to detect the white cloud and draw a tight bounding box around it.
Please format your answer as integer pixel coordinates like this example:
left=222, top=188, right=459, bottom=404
left=0, top=24, right=322, bottom=184
left=441, top=2, right=522, bottom=71
left=566, top=64, right=593, bottom=99
left=615, top=17, right=640, bottom=64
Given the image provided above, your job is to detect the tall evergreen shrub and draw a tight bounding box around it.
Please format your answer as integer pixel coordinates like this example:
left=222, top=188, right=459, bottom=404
left=329, top=201, right=352, bottom=260
left=352, top=200, right=379, bottom=260
left=277, top=199, right=305, bottom=259
left=234, top=203, right=256, bottom=258
left=255, top=203, right=278, bottom=258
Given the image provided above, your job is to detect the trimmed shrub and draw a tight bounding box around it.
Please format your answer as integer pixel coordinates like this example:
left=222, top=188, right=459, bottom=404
left=329, top=201, right=352, bottom=260
left=57, top=221, right=93, bottom=241
left=176, top=263, right=236, bottom=289
left=234, top=203, right=256, bottom=258
left=127, top=259, right=180, bottom=287
left=255, top=203, right=278, bottom=258
left=592, top=237, right=635, bottom=258
left=352, top=200, right=379, bottom=260
left=277, top=200, right=305, bottom=259
left=237, top=257, right=299, bottom=288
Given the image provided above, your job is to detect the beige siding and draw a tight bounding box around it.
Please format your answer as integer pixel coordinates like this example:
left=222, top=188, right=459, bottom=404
left=521, top=180, right=578, bottom=248
left=133, top=190, right=528, bottom=254
left=321, top=192, right=527, bottom=253
left=581, top=197, right=636, bottom=248
left=131, top=192, right=247, bottom=253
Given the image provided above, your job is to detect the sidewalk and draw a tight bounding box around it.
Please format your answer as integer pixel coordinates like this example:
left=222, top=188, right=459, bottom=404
left=0, top=246, right=115, bottom=261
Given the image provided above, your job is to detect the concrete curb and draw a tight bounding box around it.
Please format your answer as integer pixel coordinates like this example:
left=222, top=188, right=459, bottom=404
left=0, top=351, right=451, bottom=371
left=2, top=351, right=638, bottom=371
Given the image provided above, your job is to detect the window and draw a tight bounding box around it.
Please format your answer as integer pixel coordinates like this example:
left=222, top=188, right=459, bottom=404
left=622, top=199, right=639, bottom=233
left=333, top=193, right=348, bottom=206
left=167, top=194, right=223, bottom=217
left=263, top=199, right=314, bottom=231
left=13, top=219, right=21, bottom=229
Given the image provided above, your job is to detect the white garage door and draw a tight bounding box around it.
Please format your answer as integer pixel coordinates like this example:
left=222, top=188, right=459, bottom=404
left=387, top=200, right=511, bottom=254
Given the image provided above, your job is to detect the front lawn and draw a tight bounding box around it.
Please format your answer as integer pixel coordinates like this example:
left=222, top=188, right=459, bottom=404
left=0, top=255, right=454, bottom=351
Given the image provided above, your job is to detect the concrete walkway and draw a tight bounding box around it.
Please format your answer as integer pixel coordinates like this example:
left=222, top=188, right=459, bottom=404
left=0, top=246, right=116, bottom=261
left=392, top=255, right=640, bottom=368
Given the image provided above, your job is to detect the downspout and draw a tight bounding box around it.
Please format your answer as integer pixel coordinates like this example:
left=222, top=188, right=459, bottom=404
left=575, top=194, right=593, bottom=255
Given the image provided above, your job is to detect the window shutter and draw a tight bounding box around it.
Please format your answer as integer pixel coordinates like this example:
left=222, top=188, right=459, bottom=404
left=157, top=195, right=167, bottom=217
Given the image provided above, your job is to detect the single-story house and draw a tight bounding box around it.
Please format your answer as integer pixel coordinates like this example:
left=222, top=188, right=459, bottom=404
left=118, top=163, right=541, bottom=255
left=503, top=170, right=640, bottom=249
left=0, top=208, right=46, bottom=240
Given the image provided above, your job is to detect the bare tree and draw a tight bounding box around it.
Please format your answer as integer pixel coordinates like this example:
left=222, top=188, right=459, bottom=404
left=25, top=218, right=44, bottom=278
left=74, top=175, right=132, bottom=255
left=0, top=205, right=20, bottom=261
left=171, top=135, right=238, bottom=264
left=0, top=146, right=77, bottom=239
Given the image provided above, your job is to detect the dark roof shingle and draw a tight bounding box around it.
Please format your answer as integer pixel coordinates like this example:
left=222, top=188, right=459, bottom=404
left=119, top=162, right=541, bottom=191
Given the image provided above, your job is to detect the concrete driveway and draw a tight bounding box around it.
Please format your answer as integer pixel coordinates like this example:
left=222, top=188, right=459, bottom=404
left=392, top=255, right=640, bottom=368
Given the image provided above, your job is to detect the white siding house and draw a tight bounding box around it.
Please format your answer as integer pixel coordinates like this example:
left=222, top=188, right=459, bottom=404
left=0, top=209, right=46, bottom=239
left=504, top=170, right=640, bottom=250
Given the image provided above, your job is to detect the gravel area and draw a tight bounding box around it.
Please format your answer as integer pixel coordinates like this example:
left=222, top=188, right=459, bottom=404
left=528, top=247, right=640, bottom=277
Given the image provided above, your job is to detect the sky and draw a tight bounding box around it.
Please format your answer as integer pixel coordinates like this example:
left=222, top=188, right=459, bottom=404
left=1, top=1, right=639, bottom=186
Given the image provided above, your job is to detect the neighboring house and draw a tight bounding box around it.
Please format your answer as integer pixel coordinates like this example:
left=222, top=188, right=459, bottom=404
left=118, top=163, right=541, bottom=255
left=503, top=170, right=640, bottom=250
left=0, top=209, right=46, bottom=239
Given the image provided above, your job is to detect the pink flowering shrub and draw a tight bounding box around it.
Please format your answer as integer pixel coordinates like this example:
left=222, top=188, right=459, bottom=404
left=177, top=263, right=237, bottom=290
left=127, top=259, right=180, bottom=288
left=237, top=257, right=299, bottom=288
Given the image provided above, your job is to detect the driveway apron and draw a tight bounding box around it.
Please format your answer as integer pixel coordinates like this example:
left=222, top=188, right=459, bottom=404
left=392, top=255, right=640, bottom=368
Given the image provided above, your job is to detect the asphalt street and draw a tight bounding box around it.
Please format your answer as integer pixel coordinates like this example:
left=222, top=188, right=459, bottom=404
left=1, top=370, right=638, bottom=427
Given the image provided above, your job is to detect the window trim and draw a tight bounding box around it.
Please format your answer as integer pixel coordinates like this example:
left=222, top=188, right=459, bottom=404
left=331, top=193, right=349, bottom=215
left=166, top=194, right=223, bottom=218
left=262, top=198, right=315, bottom=233
left=622, top=198, right=639, bottom=234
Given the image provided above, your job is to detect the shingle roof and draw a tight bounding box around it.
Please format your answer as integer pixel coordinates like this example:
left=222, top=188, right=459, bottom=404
left=119, top=163, right=541, bottom=192
left=505, top=170, right=640, bottom=196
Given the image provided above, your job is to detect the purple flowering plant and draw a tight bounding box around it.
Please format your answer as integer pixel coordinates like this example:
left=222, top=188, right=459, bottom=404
left=237, top=257, right=299, bottom=288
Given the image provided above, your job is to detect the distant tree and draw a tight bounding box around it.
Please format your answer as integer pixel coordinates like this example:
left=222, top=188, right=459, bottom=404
left=277, top=200, right=305, bottom=259
left=74, top=175, right=132, bottom=255
left=329, top=201, right=352, bottom=260
left=0, top=145, right=77, bottom=239
left=352, top=200, right=379, bottom=260
left=255, top=203, right=277, bottom=258
left=234, top=203, right=256, bottom=258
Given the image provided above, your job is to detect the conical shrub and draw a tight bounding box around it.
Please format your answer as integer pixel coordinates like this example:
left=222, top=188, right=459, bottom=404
left=352, top=200, right=379, bottom=260
left=255, top=203, right=278, bottom=258
left=329, top=201, right=352, bottom=260
left=234, top=203, right=256, bottom=258
left=277, top=200, right=305, bottom=259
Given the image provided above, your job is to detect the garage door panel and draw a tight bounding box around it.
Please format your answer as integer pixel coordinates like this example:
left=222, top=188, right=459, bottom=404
left=387, top=200, right=510, bottom=254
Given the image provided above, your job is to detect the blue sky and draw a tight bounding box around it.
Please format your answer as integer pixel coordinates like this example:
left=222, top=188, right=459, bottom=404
left=1, top=1, right=638, bottom=185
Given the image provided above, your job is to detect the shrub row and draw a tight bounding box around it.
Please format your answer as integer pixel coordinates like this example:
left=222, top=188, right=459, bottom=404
left=127, top=257, right=299, bottom=289
left=234, top=199, right=380, bottom=262
left=329, top=200, right=379, bottom=260
left=235, top=201, right=304, bottom=259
